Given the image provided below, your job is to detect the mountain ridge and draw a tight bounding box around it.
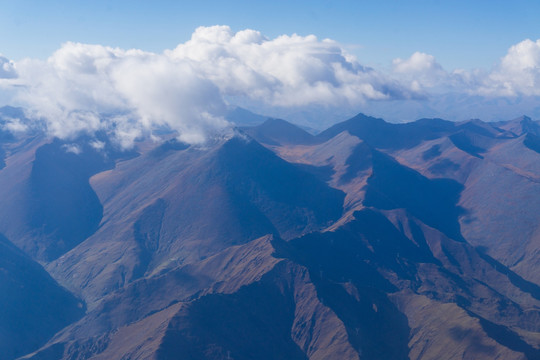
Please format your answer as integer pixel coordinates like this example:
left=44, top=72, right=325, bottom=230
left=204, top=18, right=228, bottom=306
left=1, top=110, right=540, bottom=359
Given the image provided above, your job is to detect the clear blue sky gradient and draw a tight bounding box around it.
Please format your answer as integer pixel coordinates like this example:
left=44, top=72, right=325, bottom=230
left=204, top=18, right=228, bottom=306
left=1, top=0, right=539, bottom=70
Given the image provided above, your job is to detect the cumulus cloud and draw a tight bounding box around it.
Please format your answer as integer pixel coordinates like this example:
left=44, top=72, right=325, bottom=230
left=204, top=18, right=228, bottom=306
left=391, top=40, right=540, bottom=100
left=3, top=26, right=419, bottom=147
left=392, top=52, right=449, bottom=91
left=168, top=26, right=412, bottom=106
left=6, top=26, right=540, bottom=143
left=476, top=39, right=540, bottom=96
left=15, top=42, right=228, bottom=146
left=393, top=52, right=440, bottom=74
left=1, top=116, right=28, bottom=133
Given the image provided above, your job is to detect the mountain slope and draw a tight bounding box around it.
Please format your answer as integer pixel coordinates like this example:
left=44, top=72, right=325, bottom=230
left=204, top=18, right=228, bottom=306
left=3, top=112, right=540, bottom=359
left=44, top=135, right=344, bottom=306
left=0, top=234, right=84, bottom=359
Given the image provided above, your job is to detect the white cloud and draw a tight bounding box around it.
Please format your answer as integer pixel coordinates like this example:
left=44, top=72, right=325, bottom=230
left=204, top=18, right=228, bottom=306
left=391, top=51, right=479, bottom=96
left=393, top=52, right=442, bottom=74
left=62, top=143, right=82, bottom=155
left=5, top=26, right=540, bottom=141
left=393, top=52, right=448, bottom=90
left=90, top=140, right=105, bottom=150
left=390, top=40, right=540, bottom=100
left=111, top=53, right=228, bottom=144
left=2, top=26, right=418, bottom=146
left=168, top=26, right=412, bottom=107
left=476, top=39, right=540, bottom=96
left=1, top=116, right=28, bottom=133
left=0, top=55, right=17, bottom=79
left=15, top=42, right=229, bottom=146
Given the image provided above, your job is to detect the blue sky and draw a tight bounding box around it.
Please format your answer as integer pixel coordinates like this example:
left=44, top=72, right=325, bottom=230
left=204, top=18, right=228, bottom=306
left=2, top=0, right=540, bottom=70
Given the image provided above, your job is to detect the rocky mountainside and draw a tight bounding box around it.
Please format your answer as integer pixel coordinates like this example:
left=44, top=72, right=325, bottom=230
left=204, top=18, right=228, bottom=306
left=1, top=108, right=540, bottom=359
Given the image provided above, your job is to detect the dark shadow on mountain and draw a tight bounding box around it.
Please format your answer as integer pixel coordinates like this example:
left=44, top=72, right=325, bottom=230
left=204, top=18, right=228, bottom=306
left=242, top=118, right=316, bottom=146
left=474, top=248, right=540, bottom=301
left=0, top=233, right=84, bottom=359
left=496, top=116, right=540, bottom=137
left=212, top=137, right=344, bottom=238
left=277, top=209, right=437, bottom=290
left=273, top=209, right=435, bottom=359
left=449, top=132, right=485, bottom=158
left=0, top=147, right=5, bottom=170
left=463, top=309, right=540, bottom=359
left=429, top=159, right=461, bottom=175
left=448, top=326, right=496, bottom=355
left=156, top=262, right=308, bottom=360
left=422, top=144, right=442, bottom=160
left=293, top=163, right=334, bottom=183
left=519, top=116, right=540, bottom=136
left=318, top=114, right=456, bottom=150
left=458, top=120, right=501, bottom=138
left=363, top=150, right=465, bottom=241
left=314, top=278, right=410, bottom=360
left=340, top=142, right=373, bottom=184
left=29, top=136, right=138, bottom=260
left=523, top=133, right=540, bottom=154
left=149, top=139, right=190, bottom=158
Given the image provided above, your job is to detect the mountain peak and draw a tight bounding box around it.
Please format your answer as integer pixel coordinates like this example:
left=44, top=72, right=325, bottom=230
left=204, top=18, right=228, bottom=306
left=241, top=117, right=315, bottom=145
left=497, top=115, right=539, bottom=136
left=225, top=106, right=268, bottom=127
left=318, top=113, right=455, bottom=149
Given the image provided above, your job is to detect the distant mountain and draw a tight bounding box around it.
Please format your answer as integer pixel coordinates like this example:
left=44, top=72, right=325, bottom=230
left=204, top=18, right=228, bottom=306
left=1, top=112, right=540, bottom=359
left=317, top=113, right=457, bottom=149
left=225, top=106, right=269, bottom=127
left=495, top=115, right=540, bottom=137
left=241, top=118, right=316, bottom=146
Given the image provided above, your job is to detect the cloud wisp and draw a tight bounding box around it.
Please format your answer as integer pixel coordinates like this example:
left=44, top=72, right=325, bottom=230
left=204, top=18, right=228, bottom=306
left=0, top=55, right=17, bottom=79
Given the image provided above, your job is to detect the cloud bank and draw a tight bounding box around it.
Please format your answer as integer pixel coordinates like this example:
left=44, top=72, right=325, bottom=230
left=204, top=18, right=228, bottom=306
left=2, top=27, right=540, bottom=146
left=168, top=26, right=414, bottom=106
left=392, top=39, right=540, bottom=98
left=14, top=43, right=229, bottom=146
left=3, top=26, right=416, bottom=146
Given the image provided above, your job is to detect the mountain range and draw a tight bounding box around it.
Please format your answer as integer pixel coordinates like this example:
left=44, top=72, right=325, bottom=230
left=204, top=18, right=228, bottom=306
left=1, top=107, right=540, bottom=359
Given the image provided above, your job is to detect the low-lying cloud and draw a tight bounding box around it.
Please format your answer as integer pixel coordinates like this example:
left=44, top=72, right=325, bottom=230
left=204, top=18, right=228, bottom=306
left=1, top=26, right=418, bottom=146
left=2, top=27, right=540, bottom=146
left=15, top=43, right=229, bottom=146
left=392, top=39, right=540, bottom=98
